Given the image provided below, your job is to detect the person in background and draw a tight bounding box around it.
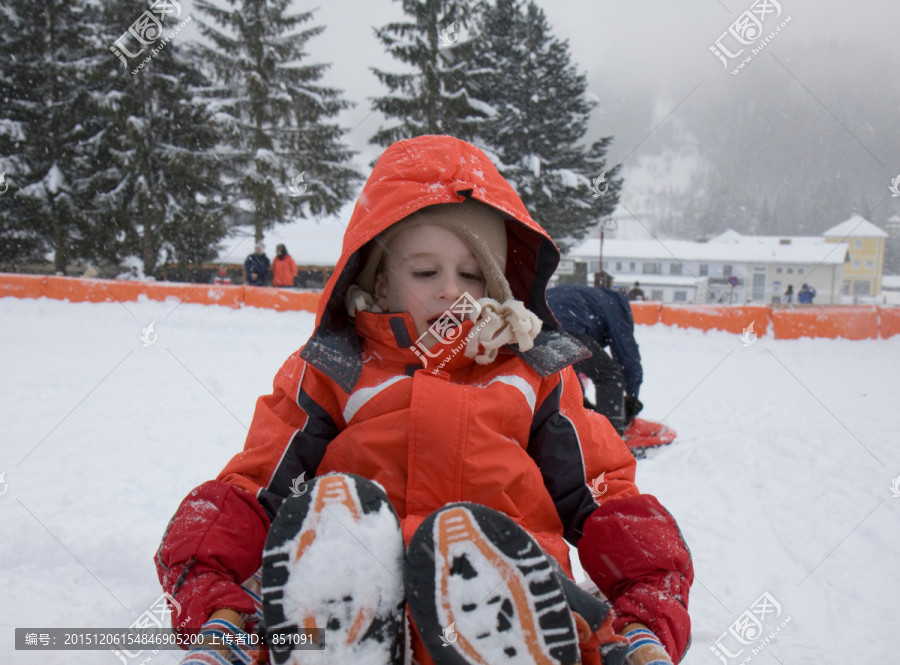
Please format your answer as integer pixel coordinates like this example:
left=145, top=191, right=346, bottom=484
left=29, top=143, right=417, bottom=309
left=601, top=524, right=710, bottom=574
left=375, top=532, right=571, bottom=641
left=547, top=275, right=643, bottom=436
left=213, top=264, right=231, bottom=285
left=243, top=243, right=270, bottom=286
left=797, top=283, right=816, bottom=304
left=783, top=284, right=793, bottom=304
left=271, top=243, right=298, bottom=288
left=628, top=280, right=645, bottom=301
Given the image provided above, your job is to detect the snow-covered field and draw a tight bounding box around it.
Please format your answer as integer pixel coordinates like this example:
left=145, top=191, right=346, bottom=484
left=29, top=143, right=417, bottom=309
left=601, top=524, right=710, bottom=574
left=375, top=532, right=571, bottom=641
left=2, top=295, right=898, bottom=664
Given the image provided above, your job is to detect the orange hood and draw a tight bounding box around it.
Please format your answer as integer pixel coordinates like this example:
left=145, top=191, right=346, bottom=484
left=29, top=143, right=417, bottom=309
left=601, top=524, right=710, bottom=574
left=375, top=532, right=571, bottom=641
left=314, top=135, right=563, bottom=335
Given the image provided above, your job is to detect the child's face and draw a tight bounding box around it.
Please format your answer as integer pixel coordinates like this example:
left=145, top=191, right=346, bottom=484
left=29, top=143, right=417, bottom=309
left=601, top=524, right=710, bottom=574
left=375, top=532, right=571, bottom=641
left=374, top=224, right=486, bottom=342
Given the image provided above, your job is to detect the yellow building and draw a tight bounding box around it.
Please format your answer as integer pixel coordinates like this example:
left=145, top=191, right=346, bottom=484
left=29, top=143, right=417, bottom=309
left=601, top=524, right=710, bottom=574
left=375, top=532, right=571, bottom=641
left=823, top=215, right=888, bottom=298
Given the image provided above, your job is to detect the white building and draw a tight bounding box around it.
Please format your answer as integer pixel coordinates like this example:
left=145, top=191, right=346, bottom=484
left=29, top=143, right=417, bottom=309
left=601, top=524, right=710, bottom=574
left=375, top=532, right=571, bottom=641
left=566, top=230, right=848, bottom=305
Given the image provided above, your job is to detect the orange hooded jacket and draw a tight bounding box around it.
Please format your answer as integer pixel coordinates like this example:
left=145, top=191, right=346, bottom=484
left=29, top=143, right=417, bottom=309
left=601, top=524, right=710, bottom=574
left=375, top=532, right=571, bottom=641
left=155, top=135, right=691, bottom=662
left=219, top=135, right=640, bottom=570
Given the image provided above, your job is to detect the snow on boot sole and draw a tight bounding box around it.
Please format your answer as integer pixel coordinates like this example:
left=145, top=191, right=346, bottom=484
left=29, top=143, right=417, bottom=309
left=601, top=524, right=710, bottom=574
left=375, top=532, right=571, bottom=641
left=262, top=473, right=405, bottom=665
left=406, top=503, right=581, bottom=665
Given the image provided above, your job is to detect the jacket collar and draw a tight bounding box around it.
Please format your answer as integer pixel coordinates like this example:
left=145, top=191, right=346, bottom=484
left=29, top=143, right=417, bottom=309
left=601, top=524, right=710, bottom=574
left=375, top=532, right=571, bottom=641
left=300, top=312, right=590, bottom=393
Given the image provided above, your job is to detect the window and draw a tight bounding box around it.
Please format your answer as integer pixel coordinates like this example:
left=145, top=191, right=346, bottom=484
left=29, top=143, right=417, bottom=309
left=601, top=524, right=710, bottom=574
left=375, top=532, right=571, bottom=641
left=787, top=268, right=794, bottom=274
left=699, top=264, right=708, bottom=276
left=650, top=290, right=663, bottom=301
left=776, top=267, right=783, bottom=274
left=643, top=262, right=662, bottom=275
left=866, top=260, right=874, bottom=269
left=752, top=272, right=766, bottom=301
left=616, top=261, right=622, bottom=271
left=853, top=280, right=871, bottom=296
left=853, top=260, right=861, bottom=269
left=673, top=291, right=687, bottom=302
left=842, top=280, right=851, bottom=295
left=629, top=262, right=636, bottom=271
left=670, top=263, right=683, bottom=275
left=798, top=268, right=804, bottom=274
left=723, top=264, right=733, bottom=277
left=854, top=240, right=863, bottom=250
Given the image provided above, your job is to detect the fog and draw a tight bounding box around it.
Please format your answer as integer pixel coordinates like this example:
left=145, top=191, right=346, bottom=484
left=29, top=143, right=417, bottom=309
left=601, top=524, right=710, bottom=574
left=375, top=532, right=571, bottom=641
left=189, top=0, right=900, bottom=237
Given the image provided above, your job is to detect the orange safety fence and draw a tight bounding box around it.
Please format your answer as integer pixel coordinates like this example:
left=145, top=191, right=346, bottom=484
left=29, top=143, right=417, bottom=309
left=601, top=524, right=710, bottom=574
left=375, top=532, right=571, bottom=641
left=769, top=306, right=879, bottom=340
left=630, top=302, right=662, bottom=326
left=658, top=304, right=770, bottom=336
left=0, top=273, right=319, bottom=313
left=879, top=307, right=900, bottom=340
left=2, top=273, right=899, bottom=339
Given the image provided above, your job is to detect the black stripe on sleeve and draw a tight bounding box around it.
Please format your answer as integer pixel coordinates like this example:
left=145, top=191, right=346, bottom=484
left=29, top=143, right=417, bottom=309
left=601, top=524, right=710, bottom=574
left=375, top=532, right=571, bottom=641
left=527, top=380, right=598, bottom=544
left=256, top=388, right=340, bottom=518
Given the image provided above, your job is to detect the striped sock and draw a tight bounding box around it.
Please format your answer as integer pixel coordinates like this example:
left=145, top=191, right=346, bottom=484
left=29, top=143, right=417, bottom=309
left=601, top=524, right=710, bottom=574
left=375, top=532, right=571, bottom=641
left=623, top=626, right=671, bottom=665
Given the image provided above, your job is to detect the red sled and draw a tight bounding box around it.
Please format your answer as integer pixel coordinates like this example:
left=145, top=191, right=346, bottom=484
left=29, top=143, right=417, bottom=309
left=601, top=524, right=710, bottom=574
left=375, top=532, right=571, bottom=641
left=623, top=417, right=677, bottom=451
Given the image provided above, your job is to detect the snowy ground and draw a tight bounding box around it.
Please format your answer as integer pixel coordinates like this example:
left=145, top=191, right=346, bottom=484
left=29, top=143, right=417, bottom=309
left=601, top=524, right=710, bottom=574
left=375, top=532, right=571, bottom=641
left=2, top=295, right=898, bottom=664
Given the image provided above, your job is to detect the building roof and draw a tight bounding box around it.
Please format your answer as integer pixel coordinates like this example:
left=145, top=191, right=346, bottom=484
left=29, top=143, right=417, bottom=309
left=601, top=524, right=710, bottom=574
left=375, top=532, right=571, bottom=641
left=610, top=274, right=706, bottom=287
left=823, top=215, right=889, bottom=238
left=569, top=235, right=848, bottom=265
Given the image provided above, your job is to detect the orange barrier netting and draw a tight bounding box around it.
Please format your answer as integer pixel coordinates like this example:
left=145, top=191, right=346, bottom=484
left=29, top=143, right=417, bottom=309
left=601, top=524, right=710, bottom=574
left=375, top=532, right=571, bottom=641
left=0, top=273, right=319, bottom=313
left=658, top=305, right=770, bottom=337
left=769, top=306, right=879, bottom=340
left=1, top=274, right=898, bottom=339
left=878, top=307, right=900, bottom=340
left=630, top=302, right=662, bottom=326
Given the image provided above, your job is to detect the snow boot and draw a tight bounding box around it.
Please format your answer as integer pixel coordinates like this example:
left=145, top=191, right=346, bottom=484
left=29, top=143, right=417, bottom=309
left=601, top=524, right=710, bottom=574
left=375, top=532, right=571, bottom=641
left=406, top=503, right=624, bottom=665
left=261, top=473, right=406, bottom=665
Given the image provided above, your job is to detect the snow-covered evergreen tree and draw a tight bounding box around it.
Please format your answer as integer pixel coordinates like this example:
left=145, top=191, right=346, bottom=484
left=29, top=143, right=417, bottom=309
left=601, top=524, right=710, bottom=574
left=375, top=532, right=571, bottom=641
left=370, top=0, right=485, bottom=146
left=469, top=0, right=620, bottom=251
left=95, top=1, right=227, bottom=276
left=0, top=0, right=112, bottom=273
left=193, top=0, right=360, bottom=243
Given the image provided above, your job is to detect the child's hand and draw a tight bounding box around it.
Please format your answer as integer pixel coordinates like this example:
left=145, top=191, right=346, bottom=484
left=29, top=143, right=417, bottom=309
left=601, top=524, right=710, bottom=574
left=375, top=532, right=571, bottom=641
left=621, top=623, right=674, bottom=665
left=179, top=613, right=254, bottom=665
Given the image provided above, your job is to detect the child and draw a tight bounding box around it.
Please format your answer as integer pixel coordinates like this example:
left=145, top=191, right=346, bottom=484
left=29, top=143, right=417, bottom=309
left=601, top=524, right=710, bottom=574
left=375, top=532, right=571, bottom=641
left=156, top=135, right=692, bottom=665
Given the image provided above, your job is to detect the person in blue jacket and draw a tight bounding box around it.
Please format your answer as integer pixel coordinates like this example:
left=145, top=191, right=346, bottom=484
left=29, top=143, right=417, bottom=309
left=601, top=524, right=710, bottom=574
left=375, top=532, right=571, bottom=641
left=547, top=275, right=643, bottom=434
left=797, top=283, right=816, bottom=303
left=243, top=243, right=270, bottom=286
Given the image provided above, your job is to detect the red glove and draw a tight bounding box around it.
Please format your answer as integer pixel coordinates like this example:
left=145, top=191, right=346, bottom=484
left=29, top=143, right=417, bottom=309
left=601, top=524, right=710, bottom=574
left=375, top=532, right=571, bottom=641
left=155, top=480, right=270, bottom=639
left=577, top=494, right=693, bottom=663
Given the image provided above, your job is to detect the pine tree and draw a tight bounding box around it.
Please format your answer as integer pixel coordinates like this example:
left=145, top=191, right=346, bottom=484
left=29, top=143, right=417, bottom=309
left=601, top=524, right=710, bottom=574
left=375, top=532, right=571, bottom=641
left=468, top=0, right=620, bottom=251
left=0, top=0, right=112, bottom=273
left=193, top=0, right=360, bottom=243
left=95, top=1, right=227, bottom=276
left=371, top=0, right=486, bottom=146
